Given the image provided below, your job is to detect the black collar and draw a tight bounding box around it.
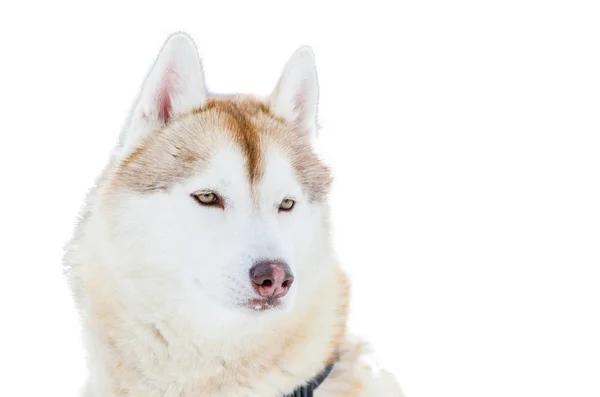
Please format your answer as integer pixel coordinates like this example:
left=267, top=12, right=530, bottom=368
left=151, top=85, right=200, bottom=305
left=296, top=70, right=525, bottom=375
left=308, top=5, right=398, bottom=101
left=285, top=362, right=335, bottom=397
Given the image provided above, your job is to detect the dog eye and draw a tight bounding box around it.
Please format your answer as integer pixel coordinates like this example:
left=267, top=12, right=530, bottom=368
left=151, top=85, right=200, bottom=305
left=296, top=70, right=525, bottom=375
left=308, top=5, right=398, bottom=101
left=279, top=198, right=296, bottom=212
left=191, top=191, right=223, bottom=209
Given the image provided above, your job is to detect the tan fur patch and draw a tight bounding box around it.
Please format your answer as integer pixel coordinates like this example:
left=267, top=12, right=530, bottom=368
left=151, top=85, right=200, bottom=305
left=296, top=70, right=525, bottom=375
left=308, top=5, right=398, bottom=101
left=196, top=96, right=272, bottom=183
left=75, top=258, right=353, bottom=396
left=111, top=95, right=332, bottom=202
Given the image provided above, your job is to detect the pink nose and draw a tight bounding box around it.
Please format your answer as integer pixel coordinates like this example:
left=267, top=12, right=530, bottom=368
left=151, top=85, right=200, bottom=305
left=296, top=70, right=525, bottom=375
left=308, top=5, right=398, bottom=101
left=249, top=260, right=294, bottom=298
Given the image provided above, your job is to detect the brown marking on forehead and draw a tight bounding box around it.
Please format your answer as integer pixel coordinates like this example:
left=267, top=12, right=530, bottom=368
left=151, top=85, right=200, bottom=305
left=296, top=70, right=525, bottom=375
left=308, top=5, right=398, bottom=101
left=110, top=95, right=332, bottom=202
left=193, top=96, right=275, bottom=182
left=193, top=96, right=332, bottom=200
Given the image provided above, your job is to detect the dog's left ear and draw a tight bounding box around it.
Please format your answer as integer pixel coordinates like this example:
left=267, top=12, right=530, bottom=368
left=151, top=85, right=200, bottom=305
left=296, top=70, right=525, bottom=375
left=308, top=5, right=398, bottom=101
left=269, top=46, right=319, bottom=139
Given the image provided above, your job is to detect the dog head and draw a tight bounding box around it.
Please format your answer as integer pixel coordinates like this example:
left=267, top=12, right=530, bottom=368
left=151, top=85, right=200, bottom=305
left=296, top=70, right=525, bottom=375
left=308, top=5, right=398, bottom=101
left=87, top=34, right=334, bottom=330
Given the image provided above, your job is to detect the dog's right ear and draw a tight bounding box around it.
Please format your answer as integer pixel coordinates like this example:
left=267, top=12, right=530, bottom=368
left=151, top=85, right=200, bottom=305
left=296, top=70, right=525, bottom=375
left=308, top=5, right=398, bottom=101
left=119, top=32, right=207, bottom=156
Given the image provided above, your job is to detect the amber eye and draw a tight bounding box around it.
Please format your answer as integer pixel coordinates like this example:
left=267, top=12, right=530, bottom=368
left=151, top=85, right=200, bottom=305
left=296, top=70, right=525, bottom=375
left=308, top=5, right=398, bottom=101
left=279, top=198, right=296, bottom=212
left=191, top=191, right=223, bottom=208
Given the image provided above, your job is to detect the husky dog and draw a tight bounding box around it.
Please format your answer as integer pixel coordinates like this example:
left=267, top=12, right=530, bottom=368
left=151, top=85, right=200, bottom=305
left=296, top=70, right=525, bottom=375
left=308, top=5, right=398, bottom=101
left=64, top=32, right=403, bottom=397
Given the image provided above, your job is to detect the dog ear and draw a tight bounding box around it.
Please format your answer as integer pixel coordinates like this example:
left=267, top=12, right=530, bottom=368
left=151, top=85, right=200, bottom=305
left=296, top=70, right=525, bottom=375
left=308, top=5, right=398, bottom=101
left=119, top=32, right=207, bottom=155
left=269, top=46, right=319, bottom=139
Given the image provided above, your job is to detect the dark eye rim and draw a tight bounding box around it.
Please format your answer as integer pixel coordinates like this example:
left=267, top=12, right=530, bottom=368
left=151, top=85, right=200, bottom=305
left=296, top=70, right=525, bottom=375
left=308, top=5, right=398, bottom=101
left=191, top=191, right=225, bottom=210
left=279, top=198, right=296, bottom=212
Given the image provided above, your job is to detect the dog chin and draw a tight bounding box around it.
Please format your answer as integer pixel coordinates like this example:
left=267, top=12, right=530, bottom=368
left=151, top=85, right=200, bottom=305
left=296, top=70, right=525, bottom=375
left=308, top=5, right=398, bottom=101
left=244, top=297, right=285, bottom=312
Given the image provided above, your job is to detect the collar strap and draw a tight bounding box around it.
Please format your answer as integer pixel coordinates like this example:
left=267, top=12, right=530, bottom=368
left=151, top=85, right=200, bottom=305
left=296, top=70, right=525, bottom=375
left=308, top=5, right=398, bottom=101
left=285, top=362, right=335, bottom=397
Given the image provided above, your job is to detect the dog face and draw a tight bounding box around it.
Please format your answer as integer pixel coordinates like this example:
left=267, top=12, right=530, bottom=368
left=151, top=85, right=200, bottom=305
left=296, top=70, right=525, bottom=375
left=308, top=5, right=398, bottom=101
left=95, top=34, right=332, bottom=327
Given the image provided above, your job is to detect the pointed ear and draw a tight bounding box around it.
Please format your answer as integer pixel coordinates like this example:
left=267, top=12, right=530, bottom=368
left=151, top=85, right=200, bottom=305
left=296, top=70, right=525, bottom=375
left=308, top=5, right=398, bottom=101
left=119, top=32, right=207, bottom=155
left=269, top=46, right=319, bottom=138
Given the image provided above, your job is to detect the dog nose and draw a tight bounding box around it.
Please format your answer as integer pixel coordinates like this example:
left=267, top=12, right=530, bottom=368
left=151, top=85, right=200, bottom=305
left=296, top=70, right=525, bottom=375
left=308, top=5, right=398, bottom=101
left=249, top=260, right=294, bottom=298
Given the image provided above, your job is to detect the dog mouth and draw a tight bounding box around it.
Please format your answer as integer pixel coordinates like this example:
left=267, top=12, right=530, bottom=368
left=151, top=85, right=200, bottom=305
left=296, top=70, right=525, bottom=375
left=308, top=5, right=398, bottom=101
left=245, top=297, right=282, bottom=311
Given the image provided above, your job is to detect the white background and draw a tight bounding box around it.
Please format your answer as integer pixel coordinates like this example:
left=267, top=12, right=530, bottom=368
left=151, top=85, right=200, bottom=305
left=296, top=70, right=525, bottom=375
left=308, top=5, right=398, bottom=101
left=0, top=1, right=599, bottom=397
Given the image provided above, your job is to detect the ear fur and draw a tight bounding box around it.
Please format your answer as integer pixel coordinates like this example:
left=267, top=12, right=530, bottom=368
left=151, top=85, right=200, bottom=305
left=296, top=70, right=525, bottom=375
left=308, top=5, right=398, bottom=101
left=119, top=32, right=207, bottom=155
left=269, top=46, right=320, bottom=139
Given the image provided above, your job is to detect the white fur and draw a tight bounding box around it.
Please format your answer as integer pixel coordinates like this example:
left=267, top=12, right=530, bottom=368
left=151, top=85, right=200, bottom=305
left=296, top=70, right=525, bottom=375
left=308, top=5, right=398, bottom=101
left=65, top=32, right=403, bottom=397
left=100, top=145, right=332, bottom=331
left=269, top=46, right=320, bottom=138
left=119, top=32, right=207, bottom=157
